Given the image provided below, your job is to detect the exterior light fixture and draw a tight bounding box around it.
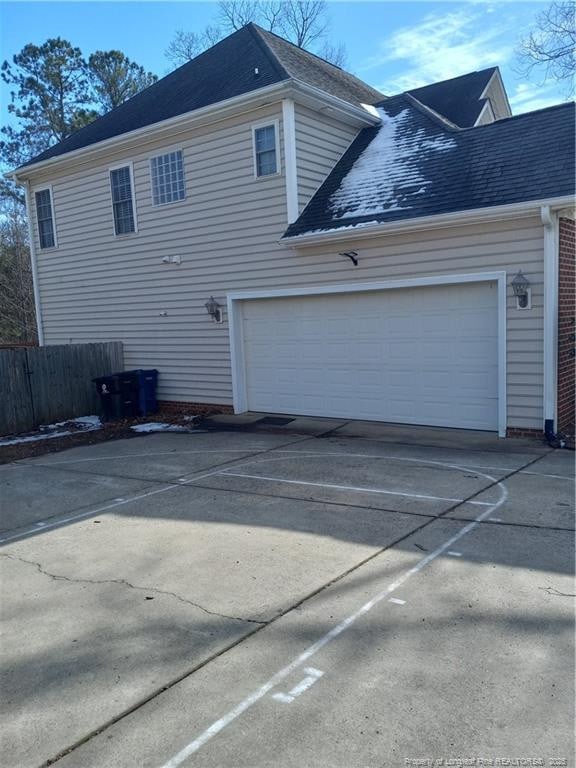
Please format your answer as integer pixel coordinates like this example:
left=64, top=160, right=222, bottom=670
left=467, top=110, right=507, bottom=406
left=205, top=296, right=223, bottom=323
left=511, top=271, right=531, bottom=309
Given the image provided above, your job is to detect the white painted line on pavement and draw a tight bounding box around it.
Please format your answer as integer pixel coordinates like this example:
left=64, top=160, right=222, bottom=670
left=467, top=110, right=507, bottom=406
left=447, top=551, right=463, bottom=557
left=159, top=468, right=507, bottom=768
left=272, top=667, right=324, bottom=704
left=389, top=597, right=406, bottom=605
left=218, top=471, right=494, bottom=507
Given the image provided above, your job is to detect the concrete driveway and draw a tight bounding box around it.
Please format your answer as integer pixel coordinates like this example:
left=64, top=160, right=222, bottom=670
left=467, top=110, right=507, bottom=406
left=0, top=420, right=573, bottom=768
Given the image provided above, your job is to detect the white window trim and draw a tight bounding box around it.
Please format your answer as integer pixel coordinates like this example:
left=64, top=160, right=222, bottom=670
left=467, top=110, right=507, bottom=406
left=109, top=161, right=138, bottom=236
left=33, top=184, right=58, bottom=250
left=227, top=271, right=508, bottom=438
left=149, top=148, right=186, bottom=207
left=251, top=119, right=281, bottom=179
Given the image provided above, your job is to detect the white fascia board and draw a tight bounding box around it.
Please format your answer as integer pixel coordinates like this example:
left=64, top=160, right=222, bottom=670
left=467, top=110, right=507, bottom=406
left=290, top=79, right=381, bottom=127
left=281, top=196, right=576, bottom=247
left=8, top=80, right=379, bottom=183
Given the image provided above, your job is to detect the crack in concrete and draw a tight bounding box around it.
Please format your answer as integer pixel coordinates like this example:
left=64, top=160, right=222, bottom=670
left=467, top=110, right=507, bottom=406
left=0, top=553, right=265, bottom=625
left=539, top=586, right=575, bottom=597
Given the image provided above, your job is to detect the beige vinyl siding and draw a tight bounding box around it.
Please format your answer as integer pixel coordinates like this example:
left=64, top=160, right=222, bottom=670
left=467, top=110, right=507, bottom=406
left=30, top=104, right=287, bottom=404
left=484, top=75, right=511, bottom=121
left=29, top=102, right=544, bottom=430
left=294, top=104, right=359, bottom=212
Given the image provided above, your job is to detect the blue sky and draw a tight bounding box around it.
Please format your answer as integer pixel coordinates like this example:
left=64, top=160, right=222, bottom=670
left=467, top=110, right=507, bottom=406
left=0, top=1, right=567, bottom=117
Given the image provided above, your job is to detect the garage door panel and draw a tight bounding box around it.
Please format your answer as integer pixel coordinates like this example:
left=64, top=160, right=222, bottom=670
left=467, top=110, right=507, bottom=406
left=241, top=283, right=499, bottom=431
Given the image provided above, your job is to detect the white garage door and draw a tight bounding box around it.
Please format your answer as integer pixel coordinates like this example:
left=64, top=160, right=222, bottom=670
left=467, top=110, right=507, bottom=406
left=241, top=282, right=499, bottom=431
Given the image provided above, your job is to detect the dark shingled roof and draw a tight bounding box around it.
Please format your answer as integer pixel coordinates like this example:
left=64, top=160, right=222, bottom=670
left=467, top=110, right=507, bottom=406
left=283, top=98, right=575, bottom=239
left=257, top=27, right=384, bottom=107
left=19, top=24, right=383, bottom=169
left=408, top=68, right=497, bottom=128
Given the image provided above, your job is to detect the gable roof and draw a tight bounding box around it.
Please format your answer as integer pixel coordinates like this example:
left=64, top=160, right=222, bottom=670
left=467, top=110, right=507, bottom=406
left=19, top=24, right=383, bottom=170
left=407, top=68, right=498, bottom=128
left=255, top=27, right=384, bottom=107
left=283, top=98, right=575, bottom=239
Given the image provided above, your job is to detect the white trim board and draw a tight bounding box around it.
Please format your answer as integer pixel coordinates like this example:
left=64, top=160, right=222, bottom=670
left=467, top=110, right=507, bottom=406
left=227, top=271, right=508, bottom=437
left=281, top=99, right=298, bottom=224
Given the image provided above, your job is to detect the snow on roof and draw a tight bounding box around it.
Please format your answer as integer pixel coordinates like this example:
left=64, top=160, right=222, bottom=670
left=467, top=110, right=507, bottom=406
left=329, top=108, right=456, bottom=220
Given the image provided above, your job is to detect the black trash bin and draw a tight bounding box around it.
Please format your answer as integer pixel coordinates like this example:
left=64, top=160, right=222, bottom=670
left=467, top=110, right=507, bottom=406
left=114, top=371, right=140, bottom=418
left=93, top=375, right=122, bottom=421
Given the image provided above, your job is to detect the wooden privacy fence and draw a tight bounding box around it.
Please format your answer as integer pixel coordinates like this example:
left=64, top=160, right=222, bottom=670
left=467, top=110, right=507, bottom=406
left=1, top=342, right=124, bottom=436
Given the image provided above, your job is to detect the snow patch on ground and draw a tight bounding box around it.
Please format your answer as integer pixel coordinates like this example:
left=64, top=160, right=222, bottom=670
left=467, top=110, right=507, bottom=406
left=40, top=415, right=102, bottom=431
left=0, top=415, right=102, bottom=446
left=0, top=431, right=74, bottom=447
left=329, top=107, right=456, bottom=219
left=130, top=423, right=189, bottom=434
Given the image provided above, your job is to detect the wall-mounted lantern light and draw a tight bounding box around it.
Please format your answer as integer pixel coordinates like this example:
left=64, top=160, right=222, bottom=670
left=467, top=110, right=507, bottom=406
left=511, top=271, right=531, bottom=310
left=205, top=296, right=223, bottom=323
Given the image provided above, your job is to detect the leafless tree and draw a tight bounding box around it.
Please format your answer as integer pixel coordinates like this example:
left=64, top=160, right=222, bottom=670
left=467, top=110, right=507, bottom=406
left=517, top=1, right=575, bottom=91
left=166, top=1, right=346, bottom=69
left=279, top=1, right=328, bottom=48
left=165, top=26, right=223, bottom=68
left=317, top=40, right=348, bottom=68
left=219, top=1, right=263, bottom=30
left=0, top=199, right=37, bottom=344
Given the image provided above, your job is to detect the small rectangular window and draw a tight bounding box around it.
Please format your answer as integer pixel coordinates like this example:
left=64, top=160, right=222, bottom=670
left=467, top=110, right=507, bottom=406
left=150, top=150, right=185, bottom=205
left=253, top=125, right=278, bottom=177
left=110, top=166, right=136, bottom=235
left=35, top=189, right=56, bottom=249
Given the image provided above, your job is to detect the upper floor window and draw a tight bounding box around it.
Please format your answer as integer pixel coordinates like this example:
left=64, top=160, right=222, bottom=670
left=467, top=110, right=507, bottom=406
left=110, top=165, right=136, bottom=235
left=253, top=124, right=278, bottom=177
left=150, top=150, right=185, bottom=205
left=35, top=188, right=56, bottom=249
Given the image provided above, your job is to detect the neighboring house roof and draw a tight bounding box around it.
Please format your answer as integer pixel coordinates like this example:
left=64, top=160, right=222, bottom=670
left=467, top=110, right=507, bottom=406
left=283, top=97, right=575, bottom=239
left=18, top=24, right=384, bottom=170
left=408, top=68, right=500, bottom=128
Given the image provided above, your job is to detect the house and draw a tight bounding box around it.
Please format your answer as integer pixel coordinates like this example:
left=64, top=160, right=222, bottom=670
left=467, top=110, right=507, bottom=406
left=10, top=24, right=575, bottom=440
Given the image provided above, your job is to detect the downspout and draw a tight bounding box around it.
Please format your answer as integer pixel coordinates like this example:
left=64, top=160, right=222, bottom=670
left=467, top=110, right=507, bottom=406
left=541, top=204, right=558, bottom=444
left=22, top=180, right=45, bottom=346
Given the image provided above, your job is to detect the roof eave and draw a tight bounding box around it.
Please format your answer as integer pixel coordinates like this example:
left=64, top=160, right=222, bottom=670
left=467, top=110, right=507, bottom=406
left=9, top=77, right=380, bottom=182
left=281, top=196, right=576, bottom=247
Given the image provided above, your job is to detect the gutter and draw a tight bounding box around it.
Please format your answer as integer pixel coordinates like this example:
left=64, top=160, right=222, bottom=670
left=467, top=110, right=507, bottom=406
left=23, top=182, right=44, bottom=346
left=281, top=196, right=575, bottom=247
left=541, top=204, right=558, bottom=441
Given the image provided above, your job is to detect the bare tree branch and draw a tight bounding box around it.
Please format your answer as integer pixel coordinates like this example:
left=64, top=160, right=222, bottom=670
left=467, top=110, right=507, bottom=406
left=517, top=1, right=575, bottom=91
left=318, top=40, right=348, bottom=68
left=165, top=26, right=223, bottom=68
left=280, top=0, right=328, bottom=48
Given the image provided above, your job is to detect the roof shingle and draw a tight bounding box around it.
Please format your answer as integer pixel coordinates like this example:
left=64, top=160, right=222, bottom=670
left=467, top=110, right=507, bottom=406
left=283, top=98, right=576, bottom=239
left=19, top=24, right=383, bottom=169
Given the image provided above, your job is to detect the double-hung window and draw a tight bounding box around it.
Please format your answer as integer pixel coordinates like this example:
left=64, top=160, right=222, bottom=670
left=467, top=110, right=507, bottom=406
left=110, top=165, right=136, bottom=235
left=34, top=188, right=56, bottom=249
left=253, top=124, right=278, bottom=177
left=150, top=150, right=185, bottom=205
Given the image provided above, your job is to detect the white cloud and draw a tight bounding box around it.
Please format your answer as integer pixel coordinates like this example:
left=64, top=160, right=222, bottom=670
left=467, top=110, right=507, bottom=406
left=509, top=81, right=565, bottom=113
left=364, top=7, right=513, bottom=93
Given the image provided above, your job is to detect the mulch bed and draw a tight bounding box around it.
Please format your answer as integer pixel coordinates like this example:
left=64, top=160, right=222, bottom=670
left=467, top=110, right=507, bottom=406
left=0, top=405, right=225, bottom=465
